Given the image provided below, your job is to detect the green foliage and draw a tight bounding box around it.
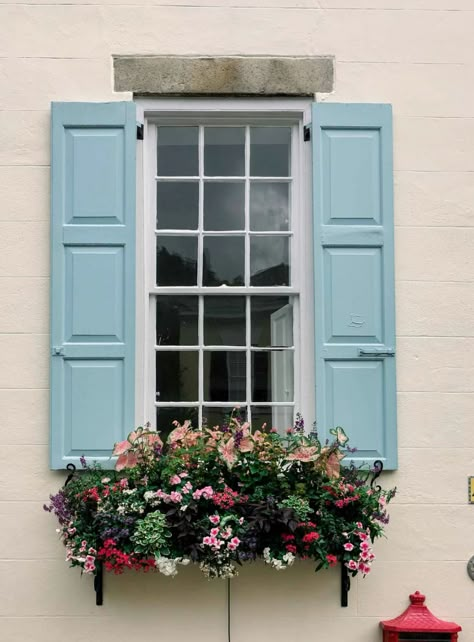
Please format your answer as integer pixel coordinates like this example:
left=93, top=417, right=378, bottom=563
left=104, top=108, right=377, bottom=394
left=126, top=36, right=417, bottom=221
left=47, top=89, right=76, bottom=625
left=278, top=496, right=313, bottom=522
left=131, top=511, right=171, bottom=556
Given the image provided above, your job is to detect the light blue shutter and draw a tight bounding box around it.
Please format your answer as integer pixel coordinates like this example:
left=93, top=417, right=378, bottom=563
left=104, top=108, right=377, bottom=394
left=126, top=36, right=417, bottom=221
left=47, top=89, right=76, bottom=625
left=312, top=103, right=397, bottom=469
left=50, top=102, right=136, bottom=469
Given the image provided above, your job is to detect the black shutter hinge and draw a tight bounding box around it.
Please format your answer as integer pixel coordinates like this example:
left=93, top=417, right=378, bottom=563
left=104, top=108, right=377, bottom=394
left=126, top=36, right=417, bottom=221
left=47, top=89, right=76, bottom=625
left=136, top=124, right=144, bottom=140
left=303, top=125, right=311, bottom=142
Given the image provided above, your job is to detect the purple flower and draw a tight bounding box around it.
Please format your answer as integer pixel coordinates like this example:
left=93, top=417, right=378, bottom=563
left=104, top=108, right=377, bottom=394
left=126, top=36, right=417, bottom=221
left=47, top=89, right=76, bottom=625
left=43, top=490, right=71, bottom=525
left=294, top=413, right=305, bottom=432
left=79, top=455, right=87, bottom=469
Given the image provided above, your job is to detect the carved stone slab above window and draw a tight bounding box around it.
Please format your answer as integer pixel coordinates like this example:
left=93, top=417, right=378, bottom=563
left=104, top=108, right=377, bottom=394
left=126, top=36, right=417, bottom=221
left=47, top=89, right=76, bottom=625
left=113, top=56, right=334, bottom=96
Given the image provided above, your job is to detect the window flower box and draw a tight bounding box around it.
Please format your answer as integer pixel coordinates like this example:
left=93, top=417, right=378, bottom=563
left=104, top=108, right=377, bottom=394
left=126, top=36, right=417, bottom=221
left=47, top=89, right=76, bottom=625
left=45, top=415, right=395, bottom=605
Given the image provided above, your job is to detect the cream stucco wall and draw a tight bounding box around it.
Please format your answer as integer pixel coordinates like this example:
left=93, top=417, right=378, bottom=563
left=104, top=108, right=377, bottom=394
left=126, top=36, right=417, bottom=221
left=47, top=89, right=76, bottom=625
left=1, top=1, right=474, bottom=641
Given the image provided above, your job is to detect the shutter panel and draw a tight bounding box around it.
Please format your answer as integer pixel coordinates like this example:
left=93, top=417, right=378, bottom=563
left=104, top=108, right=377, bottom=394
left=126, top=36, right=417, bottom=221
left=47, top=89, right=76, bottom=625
left=312, top=103, right=397, bottom=469
left=50, top=102, right=136, bottom=469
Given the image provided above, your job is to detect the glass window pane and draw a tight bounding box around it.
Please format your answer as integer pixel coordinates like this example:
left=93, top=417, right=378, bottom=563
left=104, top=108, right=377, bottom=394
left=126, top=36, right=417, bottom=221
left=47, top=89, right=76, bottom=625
left=251, top=406, right=294, bottom=434
left=157, top=127, right=198, bottom=177
left=156, top=407, right=199, bottom=438
left=204, top=296, right=246, bottom=346
left=250, top=182, right=289, bottom=231
left=204, top=182, right=245, bottom=230
left=156, top=236, right=198, bottom=286
left=252, top=350, right=294, bottom=402
left=156, top=351, right=198, bottom=402
left=156, top=296, right=198, bottom=346
left=250, top=127, right=290, bottom=177
left=251, top=297, right=292, bottom=347
left=156, top=182, right=199, bottom=230
left=204, top=127, right=245, bottom=176
left=203, top=236, right=245, bottom=286
left=204, top=351, right=246, bottom=402
left=250, top=236, right=289, bottom=286
left=203, top=406, right=248, bottom=430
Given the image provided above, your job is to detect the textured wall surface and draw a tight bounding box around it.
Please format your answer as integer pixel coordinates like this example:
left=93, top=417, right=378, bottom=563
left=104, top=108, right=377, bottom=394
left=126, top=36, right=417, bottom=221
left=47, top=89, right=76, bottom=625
left=1, top=1, right=474, bottom=641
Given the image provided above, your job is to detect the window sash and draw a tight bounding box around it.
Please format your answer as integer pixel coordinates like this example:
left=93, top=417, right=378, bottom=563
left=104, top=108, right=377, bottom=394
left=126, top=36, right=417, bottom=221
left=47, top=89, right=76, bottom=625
left=138, top=99, right=314, bottom=433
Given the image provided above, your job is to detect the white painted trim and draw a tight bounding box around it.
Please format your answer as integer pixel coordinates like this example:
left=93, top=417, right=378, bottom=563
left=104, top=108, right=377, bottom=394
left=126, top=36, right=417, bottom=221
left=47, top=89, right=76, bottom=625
left=137, top=97, right=315, bottom=432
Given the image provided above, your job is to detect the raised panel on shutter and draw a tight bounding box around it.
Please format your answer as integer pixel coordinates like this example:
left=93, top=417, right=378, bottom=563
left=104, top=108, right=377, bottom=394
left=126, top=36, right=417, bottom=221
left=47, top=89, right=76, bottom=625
left=312, top=103, right=397, bottom=469
left=50, top=102, right=136, bottom=469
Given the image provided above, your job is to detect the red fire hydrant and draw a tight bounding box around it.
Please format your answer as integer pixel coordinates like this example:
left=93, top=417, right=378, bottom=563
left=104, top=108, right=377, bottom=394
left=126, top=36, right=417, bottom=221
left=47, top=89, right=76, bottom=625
left=380, top=591, right=462, bottom=641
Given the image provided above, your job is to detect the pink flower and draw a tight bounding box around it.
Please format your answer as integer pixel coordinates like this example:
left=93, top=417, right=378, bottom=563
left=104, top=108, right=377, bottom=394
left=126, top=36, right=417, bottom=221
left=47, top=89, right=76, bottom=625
left=170, top=491, right=182, bottom=503
left=324, top=451, right=344, bottom=479
left=326, top=554, right=338, bottom=567
left=228, top=542, right=238, bottom=551
left=218, top=437, right=237, bottom=469
left=67, top=527, right=76, bottom=535
left=221, top=527, right=232, bottom=540
left=335, top=500, right=345, bottom=508
left=179, top=472, right=188, bottom=479
left=167, top=420, right=191, bottom=444
left=182, top=481, right=193, bottom=493
left=361, top=541, right=370, bottom=551
left=170, top=475, right=181, bottom=485
left=343, top=542, right=354, bottom=551
left=209, top=515, right=220, bottom=525
left=203, top=536, right=212, bottom=545
left=286, top=446, right=319, bottom=462
left=115, top=451, right=138, bottom=471
left=356, top=522, right=363, bottom=528
left=238, top=517, right=244, bottom=525
left=230, top=537, right=240, bottom=547
left=346, top=560, right=358, bottom=571
left=357, top=532, right=368, bottom=541
left=210, top=528, right=220, bottom=537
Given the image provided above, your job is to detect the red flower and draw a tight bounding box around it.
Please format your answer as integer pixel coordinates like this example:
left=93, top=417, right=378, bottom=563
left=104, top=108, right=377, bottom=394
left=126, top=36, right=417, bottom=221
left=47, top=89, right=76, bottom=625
left=326, top=554, right=338, bottom=567
left=281, top=533, right=295, bottom=542
left=286, top=544, right=297, bottom=553
left=302, top=531, right=320, bottom=543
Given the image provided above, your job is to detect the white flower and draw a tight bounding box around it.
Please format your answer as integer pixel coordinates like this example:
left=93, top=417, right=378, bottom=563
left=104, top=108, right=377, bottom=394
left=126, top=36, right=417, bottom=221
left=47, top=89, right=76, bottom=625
left=101, top=477, right=111, bottom=484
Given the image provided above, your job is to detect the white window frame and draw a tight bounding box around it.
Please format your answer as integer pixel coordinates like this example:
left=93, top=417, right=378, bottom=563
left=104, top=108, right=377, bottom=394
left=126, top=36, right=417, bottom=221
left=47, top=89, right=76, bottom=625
left=135, top=97, right=315, bottom=433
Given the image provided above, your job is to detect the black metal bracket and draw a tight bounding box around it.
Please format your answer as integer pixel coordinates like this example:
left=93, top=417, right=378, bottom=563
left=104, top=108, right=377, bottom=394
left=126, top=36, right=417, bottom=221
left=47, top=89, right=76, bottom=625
left=63, top=463, right=104, bottom=606
left=303, top=125, right=311, bottom=142
left=341, top=563, right=351, bottom=607
left=94, top=562, right=104, bottom=606
left=137, top=124, right=144, bottom=140
left=64, top=463, right=76, bottom=487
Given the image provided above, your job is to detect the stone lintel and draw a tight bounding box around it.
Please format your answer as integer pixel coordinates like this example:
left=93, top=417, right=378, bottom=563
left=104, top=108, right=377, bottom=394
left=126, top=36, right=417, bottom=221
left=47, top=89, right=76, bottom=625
left=114, top=56, right=334, bottom=96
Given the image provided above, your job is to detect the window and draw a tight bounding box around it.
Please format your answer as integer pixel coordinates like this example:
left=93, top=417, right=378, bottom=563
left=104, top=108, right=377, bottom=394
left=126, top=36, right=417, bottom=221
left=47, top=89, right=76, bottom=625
left=50, top=99, right=397, bottom=470
left=138, top=99, right=315, bottom=435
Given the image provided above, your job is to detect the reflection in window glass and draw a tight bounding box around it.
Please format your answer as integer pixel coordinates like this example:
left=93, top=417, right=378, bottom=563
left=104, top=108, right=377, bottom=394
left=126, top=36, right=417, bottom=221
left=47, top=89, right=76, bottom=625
left=250, top=182, right=289, bottom=231
left=156, top=296, right=198, bottom=346
left=156, top=351, right=198, bottom=402
left=204, top=351, right=246, bottom=402
left=251, top=297, right=292, bottom=347
left=250, top=127, right=290, bottom=177
left=157, top=127, right=198, bottom=176
left=250, top=236, right=289, bottom=286
left=203, top=406, right=248, bottom=429
left=156, top=407, right=199, bottom=438
left=251, top=406, right=294, bottom=434
left=204, top=182, right=245, bottom=230
left=204, top=296, right=246, bottom=346
left=252, top=351, right=294, bottom=402
left=156, top=236, right=197, bottom=286
left=203, top=236, right=245, bottom=286
left=156, top=182, right=199, bottom=230
left=204, top=127, right=245, bottom=176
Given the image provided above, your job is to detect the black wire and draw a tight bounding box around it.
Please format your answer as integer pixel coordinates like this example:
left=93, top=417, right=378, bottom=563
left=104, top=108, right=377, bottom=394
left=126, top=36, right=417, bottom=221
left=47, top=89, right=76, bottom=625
left=227, top=578, right=231, bottom=642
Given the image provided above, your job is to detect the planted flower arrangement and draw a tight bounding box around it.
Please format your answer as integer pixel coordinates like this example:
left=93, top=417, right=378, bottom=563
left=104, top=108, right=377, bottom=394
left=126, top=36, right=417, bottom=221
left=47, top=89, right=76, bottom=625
left=45, top=414, right=395, bottom=590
